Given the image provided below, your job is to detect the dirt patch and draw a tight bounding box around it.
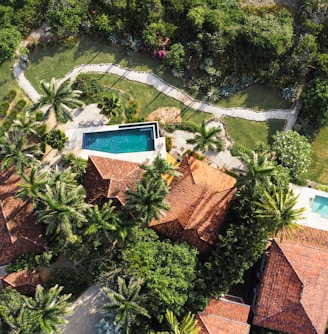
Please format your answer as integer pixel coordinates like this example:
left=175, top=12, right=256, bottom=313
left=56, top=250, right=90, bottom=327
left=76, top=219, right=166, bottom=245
left=147, top=107, right=181, bottom=124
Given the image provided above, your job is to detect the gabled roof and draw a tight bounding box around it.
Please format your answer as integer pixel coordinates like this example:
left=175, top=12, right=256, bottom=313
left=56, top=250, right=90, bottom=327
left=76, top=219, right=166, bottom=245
left=0, top=167, right=46, bottom=266
left=150, top=155, right=236, bottom=253
left=253, top=226, right=328, bottom=334
left=83, top=155, right=143, bottom=205
left=197, top=297, right=250, bottom=334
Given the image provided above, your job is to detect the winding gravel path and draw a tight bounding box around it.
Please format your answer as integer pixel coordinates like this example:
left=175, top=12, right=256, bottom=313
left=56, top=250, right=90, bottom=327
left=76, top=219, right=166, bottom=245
left=13, top=63, right=299, bottom=130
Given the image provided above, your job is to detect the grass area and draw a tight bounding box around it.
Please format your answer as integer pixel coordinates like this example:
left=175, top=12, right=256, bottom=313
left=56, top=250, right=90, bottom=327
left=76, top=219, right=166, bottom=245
left=223, top=116, right=285, bottom=149
left=26, top=34, right=183, bottom=93
left=0, top=61, right=21, bottom=100
left=93, top=73, right=208, bottom=125
left=26, top=35, right=291, bottom=111
left=218, top=85, right=292, bottom=111
left=308, top=126, right=328, bottom=185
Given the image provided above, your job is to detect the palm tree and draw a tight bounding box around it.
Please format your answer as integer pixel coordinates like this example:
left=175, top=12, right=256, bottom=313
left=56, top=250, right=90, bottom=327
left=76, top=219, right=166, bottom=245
left=11, top=110, right=42, bottom=137
left=36, top=181, right=90, bottom=245
left=186, top=120, right=223, bottom=153
left=255, top=186, right=305, bottom=239
left=0, top=128, right=42, bottom=173
left=15, top=167, right=48, bottom=206
left=151, top=310, right=200, bottom=334
left=123, top=178, right=170, bottom=226
left=37, top=78, right=83, bottom=124
left=140, top=154, right=181, bottom=181
left=25, top=284, right=71, bottom=333
left=47, top=166, right=78, bottom=190
left=84, top=201, right=122, bottom=248
left=102, top=277, right=150, bottom=334
left=99, top=91, right=123, bottom=119
left=236, top=150, right=277, bottom=197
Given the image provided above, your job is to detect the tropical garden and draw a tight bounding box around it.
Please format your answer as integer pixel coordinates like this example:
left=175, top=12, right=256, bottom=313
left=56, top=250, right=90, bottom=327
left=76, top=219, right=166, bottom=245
left=0, top=0, right=327, bottom=333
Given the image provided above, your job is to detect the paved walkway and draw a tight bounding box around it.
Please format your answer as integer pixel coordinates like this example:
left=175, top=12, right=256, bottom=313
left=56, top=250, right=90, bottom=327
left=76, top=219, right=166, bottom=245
left=13, top=62, right=298, bottom=129
left=12, top=62, right=299, bottom=170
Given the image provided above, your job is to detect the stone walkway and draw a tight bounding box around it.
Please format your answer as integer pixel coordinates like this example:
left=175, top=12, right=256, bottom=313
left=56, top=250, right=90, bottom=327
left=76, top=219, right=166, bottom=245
left=12, top=62, right=299, bottom=170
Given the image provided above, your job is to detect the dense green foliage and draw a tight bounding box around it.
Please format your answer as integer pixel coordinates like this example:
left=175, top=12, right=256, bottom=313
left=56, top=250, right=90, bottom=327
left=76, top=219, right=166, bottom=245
left=0, top=285, right=71, bottom=334
left=272, top=130, right=312, bottom=182
left=121, top=228, right=199, bottom=323
left=46, top=129, right=68, bottom=151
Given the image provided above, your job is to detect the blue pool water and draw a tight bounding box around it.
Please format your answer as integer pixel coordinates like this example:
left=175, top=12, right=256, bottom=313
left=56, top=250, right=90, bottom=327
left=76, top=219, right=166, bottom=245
left=83, top=127, right=155, bottom=154
left=311, top=195, right=328, bottom=218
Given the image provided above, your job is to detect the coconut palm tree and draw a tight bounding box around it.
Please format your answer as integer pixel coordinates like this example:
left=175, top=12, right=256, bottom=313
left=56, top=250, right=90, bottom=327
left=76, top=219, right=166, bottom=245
left=84, top=201, right=122, bottom=248
left=151, top=309, right=200, bottom=334
left=123, top=178, right=170, bottom=226
left=186, top=120, right=223, bottom=153
left=11, top=110, right=42, bottom=137
left=102, top=277, right=150, bottom=334
left=36, top=181, right=90, bottom=245
left=99, top=91, right=123, bottom=119
left=255, top=186, right=305, bottom=239
left=0, top=128, right=42, bottom=173
left=15, top=167, right=48, bottom=206
left=236, top=150, right=277, bottom=197
left=25, top=284, right=71, bottom=334
left=140, top=154, right=181, bottom=182
left=37, top=78, right=83, bottom=124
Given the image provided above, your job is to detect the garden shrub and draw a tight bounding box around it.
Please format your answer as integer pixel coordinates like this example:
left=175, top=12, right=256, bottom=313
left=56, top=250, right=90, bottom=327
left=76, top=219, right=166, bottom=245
left=3, top=90, right=16, bottom=103
left=230, top=143, right=252, bottom=157
left=74, top=74, right=103, bottom=102
left=6, top=252, right=53, bottom=273
left=318, top=184, right=328, bottom=192
left=45, top=267, right=89, bottom=300
left=125, top=99, right=139, bottom=120
left=185, top=150, right=205, bottom=160
left=46, top=129, right=68, bottom=151
left=0, top=102, right=9, bottom=117
left=163, top=122, right=199, bottom=133
left=2, top=119, right=12, bottom=132
left=13, top=99, right=27, bottom=111
left=165, top=136, right=173, bottom=152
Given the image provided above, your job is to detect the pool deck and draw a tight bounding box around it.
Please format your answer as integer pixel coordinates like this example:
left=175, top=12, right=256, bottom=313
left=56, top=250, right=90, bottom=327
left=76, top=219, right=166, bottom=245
left=290, top=184, right=328, bottom=231
left=61, top=109, right=166, bottom=164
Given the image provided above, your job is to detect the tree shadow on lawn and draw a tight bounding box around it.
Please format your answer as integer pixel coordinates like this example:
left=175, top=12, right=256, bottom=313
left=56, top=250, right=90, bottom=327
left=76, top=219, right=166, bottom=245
left=267, top=119, right=286, bottom=146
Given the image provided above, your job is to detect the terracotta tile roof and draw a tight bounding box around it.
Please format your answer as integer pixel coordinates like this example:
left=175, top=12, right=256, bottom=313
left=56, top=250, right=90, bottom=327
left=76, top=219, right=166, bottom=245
left=253, top=226, right=328, bottom=334
left=150, top=155, right=236, bottom=253
left=1, top=269, right=42, bottom=296
left=83, top=156, right=143, bottom=206
left=0, top=167, right=46, bottom=266
left=197, top=298, right=250, bottom=334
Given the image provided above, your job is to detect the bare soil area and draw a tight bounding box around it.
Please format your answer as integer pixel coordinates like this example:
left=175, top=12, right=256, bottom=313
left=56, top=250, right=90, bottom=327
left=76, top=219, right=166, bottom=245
left=147, top=107, right=181, bottom=124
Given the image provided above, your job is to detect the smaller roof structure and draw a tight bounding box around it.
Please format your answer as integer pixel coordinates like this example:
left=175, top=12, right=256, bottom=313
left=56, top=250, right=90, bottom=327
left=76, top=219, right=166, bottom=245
left=1, top=269, right=42, bottom=296
left=83, top=155, right=143, bottom=207
left=197, top=296, right=251, bottom=334
left=252, top=226, right=328, bottom=334
left=150, top=155, right=236, bottom=253
left=0, top=167, right=46, bottom=266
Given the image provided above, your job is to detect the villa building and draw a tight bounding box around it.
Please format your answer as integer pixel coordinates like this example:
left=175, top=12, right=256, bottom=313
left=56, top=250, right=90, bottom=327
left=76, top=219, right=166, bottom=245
left=252, top=226, right=328, bottom=334
left=83, top=155, right=143, bottom=208
left=149, top=155, right=236, bottom=253
left=0, top=167, right=46, bottom=267
left=197, top=296, right=251, bottom=334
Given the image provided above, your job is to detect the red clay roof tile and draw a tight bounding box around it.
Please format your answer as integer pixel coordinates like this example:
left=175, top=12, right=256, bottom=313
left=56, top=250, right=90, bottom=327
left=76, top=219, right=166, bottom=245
left=197, top=298, right=250, bottom=334
left=253, top=227, right=328, bottom=334
left=150, top=155, right=236, bottom=252
left=0, top=167, right=46, bottom=266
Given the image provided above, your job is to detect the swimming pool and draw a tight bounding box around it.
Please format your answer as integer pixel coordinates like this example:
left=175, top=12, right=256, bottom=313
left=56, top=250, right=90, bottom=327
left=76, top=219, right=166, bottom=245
left=82, top=127, right=155, bottom=154
left=311, top=195, right=328, bottom=219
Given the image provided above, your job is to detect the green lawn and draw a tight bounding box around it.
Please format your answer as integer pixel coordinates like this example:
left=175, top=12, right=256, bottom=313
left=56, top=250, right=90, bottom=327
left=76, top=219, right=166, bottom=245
left=308, top=126, right=328, bottom=185
left=223, top=116, right=285, bottom=149
left=26, top=35, right=182, bottom=93
left=0, top=61, right=20, bottom=100
left=218, top=85, right=292, bottom=111
left=92, top=73, right=208, bottom=125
